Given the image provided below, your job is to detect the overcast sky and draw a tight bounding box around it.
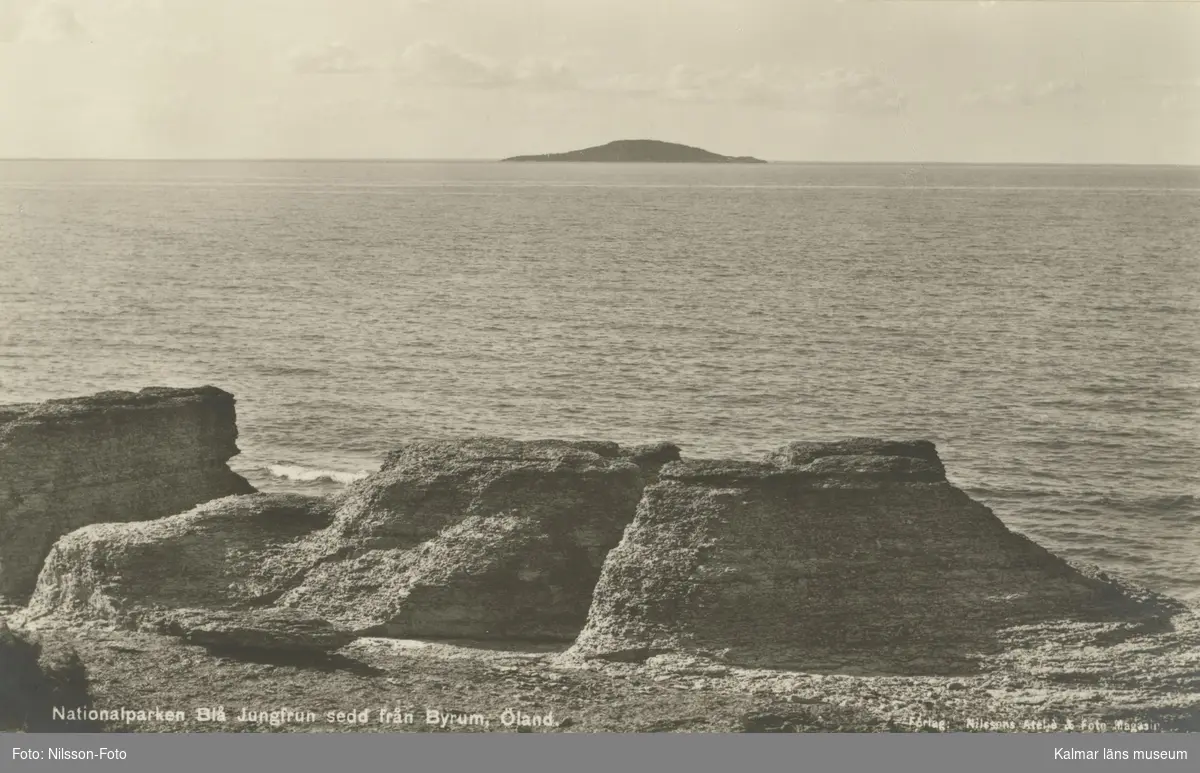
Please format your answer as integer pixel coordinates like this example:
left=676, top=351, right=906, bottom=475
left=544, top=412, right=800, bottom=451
left=0, top=0, right=1197, bottom=163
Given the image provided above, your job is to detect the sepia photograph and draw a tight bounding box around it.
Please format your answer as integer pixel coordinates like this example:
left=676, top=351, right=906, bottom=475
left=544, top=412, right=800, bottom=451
left=0, top=0, right=1197, bottom=765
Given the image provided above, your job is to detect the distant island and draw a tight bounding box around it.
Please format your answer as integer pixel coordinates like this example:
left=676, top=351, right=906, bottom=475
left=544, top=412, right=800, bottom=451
left=501, top=139, right=767, bottom=164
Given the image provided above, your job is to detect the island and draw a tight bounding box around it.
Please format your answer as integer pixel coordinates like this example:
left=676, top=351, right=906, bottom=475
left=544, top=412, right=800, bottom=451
left=501, top=139, right=767, bottom=163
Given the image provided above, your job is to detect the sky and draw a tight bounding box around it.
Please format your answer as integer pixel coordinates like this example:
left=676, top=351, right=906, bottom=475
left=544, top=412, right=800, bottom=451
left=0, top=0, right=1197, bottom=163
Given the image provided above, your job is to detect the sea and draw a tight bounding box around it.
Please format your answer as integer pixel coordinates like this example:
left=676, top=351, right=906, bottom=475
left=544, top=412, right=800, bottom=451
left=0, top=160, right=1197, bottom=604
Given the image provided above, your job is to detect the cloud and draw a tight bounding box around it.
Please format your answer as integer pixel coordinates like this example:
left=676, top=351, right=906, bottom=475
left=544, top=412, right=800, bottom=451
left=394, top=40, right=577, bottom=92
left=0, top=3, right=21, bottom=42
left=282, top=38, right=901, bottom=114
left=396, top=40, right=511, bottom=87
left=960, top=79, right=1086, bottom=109
left=591, top=72, right=661, bottom=97
left=791, top=67, right=908, bottom=113
left=14, top=1, right=87, bottom=43
left=280, top=39, right=581, bottom=92
left=1156, top=79, right=1200, bottom=114
left=595, top=64, right=908, bottom=113
left=288, top=41, right=372, bottom=74
left=282, top=91, right=424, bottom=118
left=511, top=57, right=579, bottom=91
left=1030, top=79, right=1084, bottom=100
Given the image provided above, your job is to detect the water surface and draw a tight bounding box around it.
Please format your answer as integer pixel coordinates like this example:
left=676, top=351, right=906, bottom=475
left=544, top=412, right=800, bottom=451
left=2, top=160, right=1197, bottom=602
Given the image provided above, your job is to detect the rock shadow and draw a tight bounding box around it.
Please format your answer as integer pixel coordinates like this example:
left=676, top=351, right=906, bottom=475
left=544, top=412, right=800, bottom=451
left=0, top=623, right=100, bottom=732
left=202, top=644, right=385, bottom=677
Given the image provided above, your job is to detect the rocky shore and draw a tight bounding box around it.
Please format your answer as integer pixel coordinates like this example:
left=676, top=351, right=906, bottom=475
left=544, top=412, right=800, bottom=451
left=2, top=387, right=1197, bottom=733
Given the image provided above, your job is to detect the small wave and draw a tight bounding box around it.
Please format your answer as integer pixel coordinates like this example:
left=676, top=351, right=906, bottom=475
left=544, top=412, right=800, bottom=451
left=255, top=364, right=328, bottom=377
left=963, top=485, right=1056, bottom=500
left=267, top=464, right=371, bottom=485
left=1088, top=493, right=1199, bottom=520
left=1065, top=545, right=1152, bottom=565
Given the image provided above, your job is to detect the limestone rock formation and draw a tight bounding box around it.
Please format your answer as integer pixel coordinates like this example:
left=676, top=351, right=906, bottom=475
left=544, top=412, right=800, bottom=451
left=569, top=440, right=1172, bottom=670
left=0, top=618, right=93, bottom=731
left=19, top=494, right=336, bottom=630
left=764, top=437, right=943, bottom=467
left=765, top=437, right=946, bottom=481
left=149, top=608, right=355, bottom=653
left=0, top=387, right=256, bottom=606
left=279, top=438, right=649, bottom=640
left=20, top=438, right=672, bottom=643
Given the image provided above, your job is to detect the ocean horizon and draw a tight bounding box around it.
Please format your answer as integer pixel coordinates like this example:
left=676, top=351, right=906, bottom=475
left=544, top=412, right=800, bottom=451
left=2, top=159, right=1199, bottom=167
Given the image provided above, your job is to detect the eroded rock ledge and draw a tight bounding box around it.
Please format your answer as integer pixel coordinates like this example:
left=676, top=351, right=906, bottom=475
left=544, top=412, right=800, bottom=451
left=568, top=440, right=1179, bottom=670
left=3, top=391, right=1195, bottom=733
left=18, top=437, right=682, bottom=644
left=0, top=387, right=255, bottom=606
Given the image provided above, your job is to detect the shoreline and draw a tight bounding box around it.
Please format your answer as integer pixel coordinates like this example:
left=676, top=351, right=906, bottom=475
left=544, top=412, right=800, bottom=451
left=3, top=388, right=1198, bottom=734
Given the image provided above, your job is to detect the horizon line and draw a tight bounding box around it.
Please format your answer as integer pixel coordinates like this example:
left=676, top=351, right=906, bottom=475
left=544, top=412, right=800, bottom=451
left=1, top=158, right=1198, bottom=168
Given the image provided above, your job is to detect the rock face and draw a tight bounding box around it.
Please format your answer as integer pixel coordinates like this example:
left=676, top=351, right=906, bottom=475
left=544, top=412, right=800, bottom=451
left=0, top=387, right=256, bottom=606
left=21, top=438, right=673, bottom=643
left=0, top=619, right=93, bottom=731
left=569, top=439, right=1171, bottom=669
left=20, top=494, right=337, bottom=630
left=279, top=438, right=649, bottom=639
left=502, top=139, right=767, bottom=163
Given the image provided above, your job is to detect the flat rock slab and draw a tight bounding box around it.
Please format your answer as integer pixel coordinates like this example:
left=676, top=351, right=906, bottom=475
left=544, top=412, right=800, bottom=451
left=764, top=437, right=943, bottom=468
left=380, top=437, right=679, bottom=478
left=18, top=610, right=1200, bottom=733
left=658, top=453, right=943, bottom=486
left=147, top=608, right=354, bottom=653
